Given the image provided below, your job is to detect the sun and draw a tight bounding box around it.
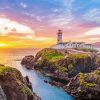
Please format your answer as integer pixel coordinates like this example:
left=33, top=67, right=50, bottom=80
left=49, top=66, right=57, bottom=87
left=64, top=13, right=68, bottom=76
left=0, top=43, right=8, bottom=47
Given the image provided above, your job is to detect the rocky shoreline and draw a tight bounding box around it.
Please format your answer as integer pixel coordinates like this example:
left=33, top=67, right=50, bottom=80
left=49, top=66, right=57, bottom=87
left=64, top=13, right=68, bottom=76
left=21, top=48, right=100, bottom=100
left=0, top=64, right=40, bottom=100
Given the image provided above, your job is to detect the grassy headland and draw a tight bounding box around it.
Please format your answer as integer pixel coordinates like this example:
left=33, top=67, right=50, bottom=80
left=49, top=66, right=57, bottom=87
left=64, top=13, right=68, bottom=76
left=21, top=48, right=100, bottom=99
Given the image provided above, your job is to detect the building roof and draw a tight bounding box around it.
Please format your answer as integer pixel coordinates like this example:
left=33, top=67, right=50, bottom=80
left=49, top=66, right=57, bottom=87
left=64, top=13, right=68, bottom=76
left=57, top=42, right=93, bottom=46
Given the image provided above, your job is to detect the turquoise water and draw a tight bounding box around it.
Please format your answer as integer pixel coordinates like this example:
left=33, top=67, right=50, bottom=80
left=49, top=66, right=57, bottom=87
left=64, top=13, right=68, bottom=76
left=21, top=66, right=74, bottom=100
left=0, top=48, right=75, bottom=100
left=20, top=66, right=74, bottom=100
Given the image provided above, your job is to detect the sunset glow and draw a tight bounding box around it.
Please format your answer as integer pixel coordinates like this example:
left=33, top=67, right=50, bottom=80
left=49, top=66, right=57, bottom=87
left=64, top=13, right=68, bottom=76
left=0, top=0, right=100, bottom=48
left=0, top=43, right=8, bottom=47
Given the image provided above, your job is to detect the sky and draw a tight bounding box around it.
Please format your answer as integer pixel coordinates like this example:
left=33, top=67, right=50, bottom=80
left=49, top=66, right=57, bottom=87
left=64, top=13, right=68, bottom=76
left=0, top=0, right=100, bottom=48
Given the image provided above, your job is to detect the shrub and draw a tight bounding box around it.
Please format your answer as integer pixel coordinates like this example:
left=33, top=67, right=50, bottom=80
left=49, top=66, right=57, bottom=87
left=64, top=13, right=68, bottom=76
left=68, top=64, right=74, bottom=71
left=58, top=66, right=67, bottom=72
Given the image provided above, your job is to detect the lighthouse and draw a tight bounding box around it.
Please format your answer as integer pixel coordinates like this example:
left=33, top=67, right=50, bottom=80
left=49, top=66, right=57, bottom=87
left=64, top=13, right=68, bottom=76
left=57, top=30, right=62, bottom=44
left=52, top=30, right=94, bottom=50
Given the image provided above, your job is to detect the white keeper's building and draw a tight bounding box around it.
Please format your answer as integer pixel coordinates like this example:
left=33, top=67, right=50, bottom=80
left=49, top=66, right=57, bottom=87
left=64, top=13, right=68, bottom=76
left=52, top=30, right=94, bottom=50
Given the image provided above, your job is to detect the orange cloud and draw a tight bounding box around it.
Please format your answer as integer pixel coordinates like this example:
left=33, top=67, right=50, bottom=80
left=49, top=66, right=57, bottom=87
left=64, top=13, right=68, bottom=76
left=0, top=35, right=56, bottom=48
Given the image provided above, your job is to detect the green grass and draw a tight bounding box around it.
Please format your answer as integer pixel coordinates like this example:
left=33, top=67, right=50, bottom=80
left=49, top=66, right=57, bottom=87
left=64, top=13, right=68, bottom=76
left=35, top=48, right=64, bottom=61
left=96, top=57, right=100, bottom=63
left=78, top=71, right=99, bottom=88
left=0, top=66, right=33, bottom=96
left=68, top=64, right=74, bottom=71
left=58, top=66, right=67, bottom=72
left=0, top=66, right=12, bottom=74
left=91, top=70, right=100, bottom=76
left=21, top=83, right=32, bottom=95
left=44, top=53, right=64, bottom=61
left=69, top=53, right=89, bottom=59
left=78, top=72, right=85, bottom=83
left=84, top=82, right=96, bottom=88
left=75, top=48, right=98, bottom=52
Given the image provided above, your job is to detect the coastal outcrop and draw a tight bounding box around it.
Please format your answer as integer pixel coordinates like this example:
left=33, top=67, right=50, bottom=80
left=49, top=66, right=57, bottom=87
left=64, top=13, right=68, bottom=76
left=22, top=48, right=98, bottom=76
left=21, top=55, right=35, bottom=69
left=65, top=70, right=100, bottom=99
left=0, top=65, right=40, bottom=100
left=21, top=48, right=100, bottom=99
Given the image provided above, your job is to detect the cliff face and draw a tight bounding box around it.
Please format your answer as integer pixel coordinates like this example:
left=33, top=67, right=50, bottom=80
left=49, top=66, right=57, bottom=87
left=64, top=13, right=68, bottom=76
left=95, top=57, right=100, bottom=67
left=0, top=86, right=7, bottom=100
left=21, top=48, right=100, bottom=78
left=21, top=48, right=100, bottom=99
left=65, top=70, right=100, bottom=99
left=54, top=54, right=96, bottom=77
left=21, top=55, right=34, bottom=69
left=21, top=48, right=100, bottom=79
left=33, top=49, right=98, bottom=76
left=0, top=65, right=40, bottom=100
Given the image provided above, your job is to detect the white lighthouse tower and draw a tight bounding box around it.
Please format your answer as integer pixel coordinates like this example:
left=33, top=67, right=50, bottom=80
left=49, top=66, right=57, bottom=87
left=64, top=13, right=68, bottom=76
left=57, top=30, right=62, bottom=44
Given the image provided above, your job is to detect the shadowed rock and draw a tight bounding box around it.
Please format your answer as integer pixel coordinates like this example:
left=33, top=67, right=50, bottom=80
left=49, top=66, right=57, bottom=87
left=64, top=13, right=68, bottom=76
left=0, top=65, right=40, bottom=100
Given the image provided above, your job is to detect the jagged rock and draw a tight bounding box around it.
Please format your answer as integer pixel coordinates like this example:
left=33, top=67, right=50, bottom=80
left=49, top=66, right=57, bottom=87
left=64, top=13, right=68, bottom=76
left=21, top=49, right=99, bottom=76
left=0, top=86, right=7, bottom=100
left=95, top=57, right=100, bottom=67
left=21, top=48, right=100, bottom=100
left=0, top=64, right=5, bottom=66
left=24, top=76, right=33, bottom=91
left=64, top=70, right=100, bottom=99
left=34, top=49, right=97, bottom=77
left=0, top=65, right=40, bottom=100
left=21, top=55, right=35, bottom=69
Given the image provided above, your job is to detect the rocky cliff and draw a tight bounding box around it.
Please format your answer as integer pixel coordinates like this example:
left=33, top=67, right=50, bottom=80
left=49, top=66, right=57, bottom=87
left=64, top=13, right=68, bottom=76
left=65, top=70, right=100, bottom=99
left=21, top=48, right=99, bottom=76
left=0, top=65, right=40, bottom=100
left=21, top=48, right=100, bottom=99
